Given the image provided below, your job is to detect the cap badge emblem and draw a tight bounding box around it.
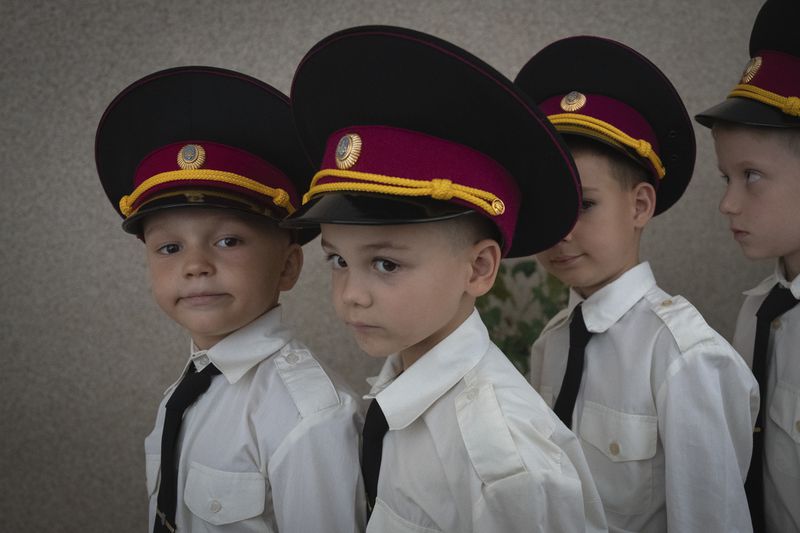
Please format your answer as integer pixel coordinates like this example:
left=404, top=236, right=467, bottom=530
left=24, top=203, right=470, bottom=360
left=335, top=133, right=362, bottom=170
left=560, top=91, right=587, bottom=112
left=177, top=144, right=206, bottom=170
left=740, top=56, right=762, bottom=84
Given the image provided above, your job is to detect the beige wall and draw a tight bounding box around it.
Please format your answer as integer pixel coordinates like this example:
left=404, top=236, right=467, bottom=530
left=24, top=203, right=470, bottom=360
left=1, top=0, right=767, bottom=530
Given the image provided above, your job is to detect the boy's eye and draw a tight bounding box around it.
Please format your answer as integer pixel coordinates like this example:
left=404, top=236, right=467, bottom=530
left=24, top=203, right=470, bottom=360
left=156, top=243, right=181, bottom=255
left=744, top=170, right=763, bottom=184
left=373, top=259, right=399, bottom=274
left=580, top=200, right=596, bottom=211
left=216, top=237, right=240, bottom=248
left=327, top=253, right=347, bottom=269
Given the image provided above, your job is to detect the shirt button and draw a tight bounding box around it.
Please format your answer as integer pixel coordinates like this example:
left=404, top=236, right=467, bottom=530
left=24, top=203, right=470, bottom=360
left=661, top=299, right=673, bottom=307
left=465, top=388, right=478, bottom=401
left=197, top=354, right=210, bottom=366
left=772, top=319, right=781, bottom=330
left=285, top=352, right=299, bottom=365
left=209, top=500, right=222, bottom=513
left=609, top=441, right=620, bottom=456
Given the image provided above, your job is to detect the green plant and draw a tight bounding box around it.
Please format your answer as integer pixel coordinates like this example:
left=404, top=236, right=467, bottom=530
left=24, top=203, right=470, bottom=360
left=477, top=259, right=568, bottom=376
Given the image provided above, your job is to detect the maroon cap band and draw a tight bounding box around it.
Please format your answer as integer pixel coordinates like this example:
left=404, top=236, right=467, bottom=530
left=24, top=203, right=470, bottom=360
left=305, top=125, right=521, bottom=255
left=540, top=93, right=663, bottom=181
left=123, top=140, right=300, bottom=217
left=727, top=50, right=800, bottom=117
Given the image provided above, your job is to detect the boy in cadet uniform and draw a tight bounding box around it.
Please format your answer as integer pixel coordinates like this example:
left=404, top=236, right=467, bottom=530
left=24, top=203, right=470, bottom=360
left=696, top=1, right=800, bottom=531
left=518, top=37, right=759, bottom=532
left=95, top=67, right=364, bottom=533
left=282, top=26, right=607, bottom=533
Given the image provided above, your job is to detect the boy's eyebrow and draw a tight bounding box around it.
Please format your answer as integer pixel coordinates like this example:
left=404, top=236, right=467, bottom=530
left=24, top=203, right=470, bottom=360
left=581, top=186, right=600, bottom=193
left=319, top=237, right=410, bottom=252
left=359, top=241, right=410, bottom=252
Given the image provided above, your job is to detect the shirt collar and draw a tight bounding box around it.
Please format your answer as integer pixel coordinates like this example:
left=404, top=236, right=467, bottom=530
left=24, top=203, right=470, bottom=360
left=190, top=306, right=293, bottom=384
left=567, top=262, right=657, bottom=333
left=364, top=308, right=488, bottom=430
left=744, top=260, right=800, bottom=299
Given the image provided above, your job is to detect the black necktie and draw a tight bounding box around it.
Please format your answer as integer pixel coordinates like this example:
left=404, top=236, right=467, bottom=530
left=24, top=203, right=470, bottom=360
left=746, top=284, right=797, bottom=532
left=154, top=362, right=221, bottom=533
left=361, top=398, right=389, bottom=519
left=554, top=304, right=593, bottom=429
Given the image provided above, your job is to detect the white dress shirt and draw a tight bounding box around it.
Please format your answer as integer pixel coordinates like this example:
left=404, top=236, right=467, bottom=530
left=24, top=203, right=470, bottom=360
left=364, top=308, right=607, bottom=533
left=531, top=262, right=759, bottom=533
left=144, top=306, right=365, bottom=532
left=733, top=262, right=800, bottom=533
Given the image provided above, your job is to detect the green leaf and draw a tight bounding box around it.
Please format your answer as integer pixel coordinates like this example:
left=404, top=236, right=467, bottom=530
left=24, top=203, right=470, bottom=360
left=481, top=266, right=568, bottom=378
left=490, top=273, right=511, bottom=301
left=511, top=260, right=537, bottom=278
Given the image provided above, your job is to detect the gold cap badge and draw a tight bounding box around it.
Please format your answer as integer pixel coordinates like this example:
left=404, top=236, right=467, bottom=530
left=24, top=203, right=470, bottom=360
left=335, top=133, right=362, bottom=170
left=560, top=91, right=587, bottom=112
left=740, top=56, right=762, bottom=84
left=177, top=144, right=206, bottom=170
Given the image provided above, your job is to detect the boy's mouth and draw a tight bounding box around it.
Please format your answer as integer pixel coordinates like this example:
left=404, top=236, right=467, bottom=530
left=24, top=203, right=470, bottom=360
left=550, top=253, right=584, bottom=266
left=178, top=293, right=228, bottom=306
left=346, top=321, right=380, bottom=333
left=730, top=227, right=749, bottom=240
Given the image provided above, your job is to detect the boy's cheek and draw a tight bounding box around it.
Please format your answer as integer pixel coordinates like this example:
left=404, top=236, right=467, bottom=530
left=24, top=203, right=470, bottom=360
left=533, top=253, right=556, bottom=274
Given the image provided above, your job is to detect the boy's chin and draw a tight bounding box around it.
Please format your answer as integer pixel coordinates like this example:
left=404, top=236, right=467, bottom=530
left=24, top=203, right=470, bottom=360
left=352, top=338, right=393, bottom=359
left=737, top=244, right=774, bottom=262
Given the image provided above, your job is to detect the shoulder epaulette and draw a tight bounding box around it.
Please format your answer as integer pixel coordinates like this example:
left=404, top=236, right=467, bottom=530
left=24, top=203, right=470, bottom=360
left=645, top=294, right=716, bottom=353
left=274, top=345, right=340, bottom=418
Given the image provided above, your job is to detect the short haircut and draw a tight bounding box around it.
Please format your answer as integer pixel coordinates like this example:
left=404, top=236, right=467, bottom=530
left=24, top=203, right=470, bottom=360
left=712, top=120, right=800, bottom=157
left=565, top=134, right=651, bottom=190
left=437, top=212, right=502, bottom=252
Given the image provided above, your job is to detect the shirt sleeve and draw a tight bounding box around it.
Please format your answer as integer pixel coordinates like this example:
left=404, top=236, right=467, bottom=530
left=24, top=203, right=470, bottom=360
left=656, top=338, right=759, bottom=532
left=461, top=382, right=607, bottom=533
left=268, top=400, right=366, bottom=533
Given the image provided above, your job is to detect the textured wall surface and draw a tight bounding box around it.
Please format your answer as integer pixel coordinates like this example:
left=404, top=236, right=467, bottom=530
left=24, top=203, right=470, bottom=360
left=1, top=0, right=768, bottom=530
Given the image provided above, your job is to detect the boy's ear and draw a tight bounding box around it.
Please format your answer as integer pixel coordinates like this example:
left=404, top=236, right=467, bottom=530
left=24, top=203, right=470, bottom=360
left=278, top=243, right=304, bottom=292
left=632, top=182, right=656, bottom=229
left=466, top=239, right=502, bottom=298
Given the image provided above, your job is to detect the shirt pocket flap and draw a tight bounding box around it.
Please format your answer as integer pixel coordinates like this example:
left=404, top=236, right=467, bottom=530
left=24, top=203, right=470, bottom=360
left=184, top=462, right=266, bottom=525
left=769, top=382, right=800, bottom=444
left=579, top=401, right=658, bottom=462
left=145, top=454, right=160, bottom=497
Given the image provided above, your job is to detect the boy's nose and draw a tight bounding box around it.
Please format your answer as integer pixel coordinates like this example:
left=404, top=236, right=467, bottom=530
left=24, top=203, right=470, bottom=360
left=339, top=273, right=371, bottom=308
left=183, top=249, right=215, bottom=277
left=718, top=184, right=741, bottom=216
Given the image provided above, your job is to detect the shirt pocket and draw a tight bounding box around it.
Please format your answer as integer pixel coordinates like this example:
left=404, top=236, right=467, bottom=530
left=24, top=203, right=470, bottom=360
left=579, top=400, right=658, bottom=516
left=767, top=381, right=800, bottom=477
left=367, top=499, right=442, bottom=533
left=145, top=454, right=160, bottom=497
left=184, top=461, right=266, bottom=525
